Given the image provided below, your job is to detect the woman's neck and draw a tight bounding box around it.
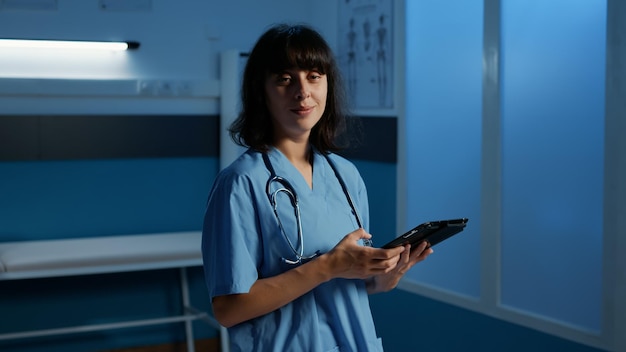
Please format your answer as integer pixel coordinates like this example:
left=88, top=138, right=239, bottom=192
left=274, top=140, right=314, bottom=189
left=274, top=139, right=310, bottom=164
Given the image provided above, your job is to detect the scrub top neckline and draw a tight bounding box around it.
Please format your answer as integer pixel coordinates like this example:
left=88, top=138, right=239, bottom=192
left=268, top=147, right=326, bottom=195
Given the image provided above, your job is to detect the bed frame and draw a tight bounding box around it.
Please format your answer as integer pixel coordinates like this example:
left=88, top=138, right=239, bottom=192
left=0, top=231, right=229, bottom=352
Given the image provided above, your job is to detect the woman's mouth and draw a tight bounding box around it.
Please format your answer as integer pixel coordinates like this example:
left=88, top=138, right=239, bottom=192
left=291, top=106, right=314, bottom=115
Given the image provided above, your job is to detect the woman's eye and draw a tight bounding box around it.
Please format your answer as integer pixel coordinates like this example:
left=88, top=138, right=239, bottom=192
left=309, top=72, right=324, bottom=81
left=276, top=76, right=291, bottom=84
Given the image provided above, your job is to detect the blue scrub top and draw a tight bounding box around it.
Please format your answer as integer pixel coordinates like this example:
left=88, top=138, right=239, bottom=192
left=202, top=148, right=384, bottom=352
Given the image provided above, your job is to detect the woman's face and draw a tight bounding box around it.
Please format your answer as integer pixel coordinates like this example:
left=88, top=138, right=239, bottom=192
left=264, top=68, right=328, bottom=144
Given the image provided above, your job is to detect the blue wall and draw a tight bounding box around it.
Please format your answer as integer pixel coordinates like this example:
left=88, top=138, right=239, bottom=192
left=0, top=158, right=217, bottom=239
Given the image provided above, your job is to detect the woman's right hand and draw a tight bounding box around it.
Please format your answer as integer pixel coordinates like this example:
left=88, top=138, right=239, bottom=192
left=322, top=228, right=405, bottom=280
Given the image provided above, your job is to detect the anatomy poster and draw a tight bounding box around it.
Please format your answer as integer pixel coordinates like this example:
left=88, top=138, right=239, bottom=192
left=338, top=0, right=394, bottom=110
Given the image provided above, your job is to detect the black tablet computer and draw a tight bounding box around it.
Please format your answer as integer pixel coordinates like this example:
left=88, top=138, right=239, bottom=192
left=381, top=218, right=469, bottom=249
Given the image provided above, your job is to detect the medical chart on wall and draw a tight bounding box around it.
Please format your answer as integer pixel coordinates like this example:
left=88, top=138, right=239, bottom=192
left=338, top=0, right=394, bottom=110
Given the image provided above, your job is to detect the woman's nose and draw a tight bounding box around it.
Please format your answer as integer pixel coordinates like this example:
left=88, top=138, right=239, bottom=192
left=294, top=81, right=310, bottom=100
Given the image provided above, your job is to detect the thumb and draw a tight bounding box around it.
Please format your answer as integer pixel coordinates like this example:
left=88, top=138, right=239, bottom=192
left=349, top=228, right=372, bottom=243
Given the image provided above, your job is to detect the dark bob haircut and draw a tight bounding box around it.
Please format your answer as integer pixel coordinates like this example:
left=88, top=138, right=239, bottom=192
left=229, top=23, right=357, bottom=153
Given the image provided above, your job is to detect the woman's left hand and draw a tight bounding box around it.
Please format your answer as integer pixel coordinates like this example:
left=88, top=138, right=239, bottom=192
left=366, top=241, right=433, bottom=294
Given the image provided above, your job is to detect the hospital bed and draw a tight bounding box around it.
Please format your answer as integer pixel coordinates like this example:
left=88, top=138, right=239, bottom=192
left=0, top=231, right=229, bottom=352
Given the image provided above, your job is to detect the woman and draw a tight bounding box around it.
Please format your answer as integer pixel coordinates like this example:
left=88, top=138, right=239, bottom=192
left=202, top=23, right=433, bottom=351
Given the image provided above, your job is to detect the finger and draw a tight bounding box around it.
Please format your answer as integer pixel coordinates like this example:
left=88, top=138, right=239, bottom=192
left=369, top=253, right=402, bottom=270
left=410, top=246, right=433, bottom=262
left=368, top=260, right=401, bottom=275
left=346, top=228, right=371, bottom=242
left=421, top=247, right=434, bottom=259
left=412, top=241, right=429, bottom=253
left=368, top=246, right=404, bottom=260
left=399, top=244, right=411, bottom=263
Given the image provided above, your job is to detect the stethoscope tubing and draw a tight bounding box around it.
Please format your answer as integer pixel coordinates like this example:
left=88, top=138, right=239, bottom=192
left=262, top=151, right=367, bottom=264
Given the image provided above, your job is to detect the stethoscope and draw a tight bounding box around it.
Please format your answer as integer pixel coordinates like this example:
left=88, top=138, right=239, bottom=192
left=262, top=152, right=371, bottom=265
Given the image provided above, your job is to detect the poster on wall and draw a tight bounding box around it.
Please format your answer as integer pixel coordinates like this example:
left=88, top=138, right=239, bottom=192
left=338, top=0, right=394, bottom=112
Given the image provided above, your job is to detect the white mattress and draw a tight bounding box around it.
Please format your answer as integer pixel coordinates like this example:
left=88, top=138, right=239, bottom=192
left=0, top=231, right=202, bottom=279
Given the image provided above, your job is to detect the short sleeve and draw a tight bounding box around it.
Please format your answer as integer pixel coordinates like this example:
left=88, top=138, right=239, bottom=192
left=201, top=171, right=261, bottom=299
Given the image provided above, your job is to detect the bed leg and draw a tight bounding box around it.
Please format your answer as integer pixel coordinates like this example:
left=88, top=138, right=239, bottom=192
left=180, top=267, right=195, bottom=352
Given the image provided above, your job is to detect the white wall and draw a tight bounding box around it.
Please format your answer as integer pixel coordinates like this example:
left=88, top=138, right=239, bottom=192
left=0, top=0, right=339, bottom=115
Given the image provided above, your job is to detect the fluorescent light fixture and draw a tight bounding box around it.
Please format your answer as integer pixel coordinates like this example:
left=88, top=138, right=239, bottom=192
left=0, top=39, right=140, bottom=51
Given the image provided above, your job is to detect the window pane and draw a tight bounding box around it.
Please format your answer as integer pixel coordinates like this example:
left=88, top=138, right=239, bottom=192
left=501, top=0, right=605, bottom=332
left=404, top=0, right=483, bottom=298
